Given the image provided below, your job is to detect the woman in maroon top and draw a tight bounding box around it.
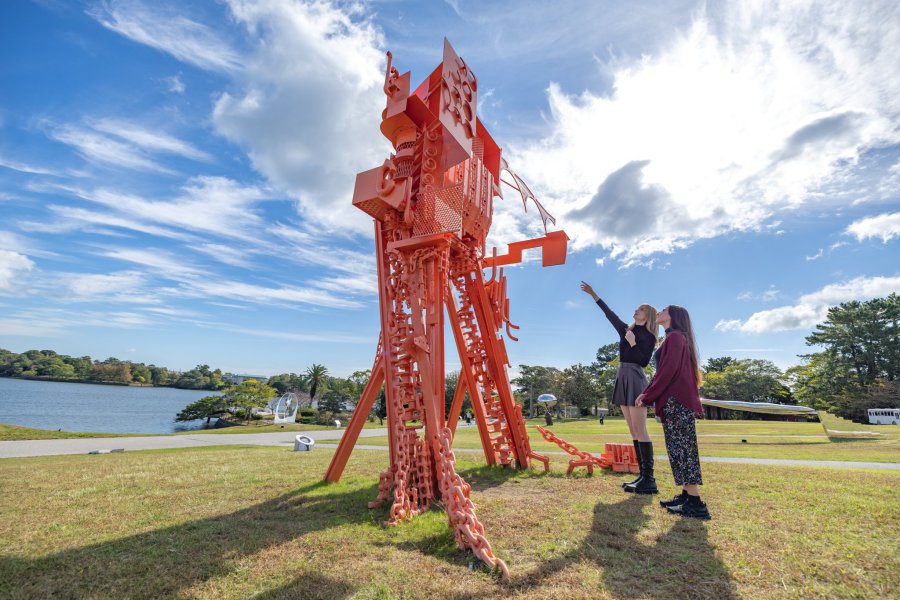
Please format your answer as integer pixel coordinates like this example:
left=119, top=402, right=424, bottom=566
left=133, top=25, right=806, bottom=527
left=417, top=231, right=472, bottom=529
left=637, top=305, right=710, bottom=520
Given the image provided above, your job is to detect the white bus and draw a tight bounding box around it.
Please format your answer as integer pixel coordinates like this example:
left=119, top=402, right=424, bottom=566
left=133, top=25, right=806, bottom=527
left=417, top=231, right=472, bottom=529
left=867, top=408, right=900, bottom=425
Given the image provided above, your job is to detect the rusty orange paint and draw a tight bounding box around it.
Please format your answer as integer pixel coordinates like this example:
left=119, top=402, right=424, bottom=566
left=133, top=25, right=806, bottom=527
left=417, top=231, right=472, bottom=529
left=324, top=39, right=566, bottom=581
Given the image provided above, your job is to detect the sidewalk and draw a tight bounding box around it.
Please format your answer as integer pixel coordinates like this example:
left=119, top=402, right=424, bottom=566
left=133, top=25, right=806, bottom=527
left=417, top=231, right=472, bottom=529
left=319, top=444, right=900, bottom=471
left=3, top=430, right=896, bottom=470
left=0, top=428, right=388, bottom=459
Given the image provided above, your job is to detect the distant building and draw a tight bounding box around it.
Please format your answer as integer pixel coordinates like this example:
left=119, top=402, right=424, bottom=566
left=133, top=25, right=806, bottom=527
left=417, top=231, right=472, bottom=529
left=224, top=373, right=268, bottom=385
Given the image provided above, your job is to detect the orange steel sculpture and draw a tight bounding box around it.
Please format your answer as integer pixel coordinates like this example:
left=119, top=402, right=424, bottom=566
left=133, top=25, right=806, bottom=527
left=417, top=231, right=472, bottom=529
left=536, top=426, right=640, bottom=476
left=323, top=39, right=568, bottom=580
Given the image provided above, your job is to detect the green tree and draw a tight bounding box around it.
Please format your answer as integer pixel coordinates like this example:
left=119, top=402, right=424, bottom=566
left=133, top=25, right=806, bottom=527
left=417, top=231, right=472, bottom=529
left=701, top=359, right=791, bottom=403
left=795, top=294, right=900, bottom=420
left=130, top=363, right=152, bottom=384
left=319, top=389, right=348, bottom=414
left=150, top=366, right=170, bottom=386
left=223, top=379, right=277, bottom=421
left=176, top=394, right=227, bottom=423
left=511, top=365, right=561, bottom=416
left=559, top=363, right=601, bottom=416
left=705, top=356, right=736, bottom=373
left=267, top=373, right=307, bottom=395
left=305, top=364, right=329, bottom=405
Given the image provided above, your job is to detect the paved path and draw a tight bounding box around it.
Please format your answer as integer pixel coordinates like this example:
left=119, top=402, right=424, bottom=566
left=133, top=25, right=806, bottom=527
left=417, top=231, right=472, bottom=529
left=314, top=444, right=900, bottom=471
left=2, top=430, right=897, bottom=470
left=0, top=428, right=388, bottom=459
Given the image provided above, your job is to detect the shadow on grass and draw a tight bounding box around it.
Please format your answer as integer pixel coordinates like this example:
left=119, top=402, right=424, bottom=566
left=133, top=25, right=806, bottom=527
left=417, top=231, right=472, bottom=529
left=0, top=480, right=381, bottom=599
left=428, top=493, right=736, bottom=600
left=509, top=494, right=738, bottom=599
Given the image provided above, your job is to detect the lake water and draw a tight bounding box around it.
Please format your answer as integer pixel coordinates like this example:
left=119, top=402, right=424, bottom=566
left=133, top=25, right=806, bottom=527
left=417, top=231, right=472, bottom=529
left=0, top=377, right=220, bottom=434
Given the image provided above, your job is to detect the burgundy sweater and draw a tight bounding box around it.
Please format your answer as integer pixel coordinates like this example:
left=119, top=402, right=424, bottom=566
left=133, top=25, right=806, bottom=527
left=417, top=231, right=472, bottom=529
left=640, top=329, right=702, bottom=421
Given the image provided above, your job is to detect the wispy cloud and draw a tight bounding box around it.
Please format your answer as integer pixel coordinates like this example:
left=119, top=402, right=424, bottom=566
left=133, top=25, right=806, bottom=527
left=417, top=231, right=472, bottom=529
left=50, top=118, right=211, bottom=172
left=846, top=211, right=900, bottom=243
left=87, top=0, right=242, bottom=72
left=737, top=286, right=780, bottom=302
left=51, top=123, right=171, bottom=172
left=0, top=155, right=61, bottom=176
left=37, top=176, right=268, bottom=241
left=213, top=324, right=370, bottom=344
left=89, top=118, right=211, bottom=161
left=716, top=274, right=900, bottom=333
left=0, top=250, right=35, bottom=291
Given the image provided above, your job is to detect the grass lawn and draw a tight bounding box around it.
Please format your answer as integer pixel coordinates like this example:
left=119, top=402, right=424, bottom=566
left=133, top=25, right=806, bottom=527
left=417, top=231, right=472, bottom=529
left=0, top=424, right=153, bottom=441
left=180, top=419, right=386, bottom=435
left=0, top=420, right=386, bottom=441
left=1, top=444, right=898, bottom=599
left=329, top=416, right=900, bottom=463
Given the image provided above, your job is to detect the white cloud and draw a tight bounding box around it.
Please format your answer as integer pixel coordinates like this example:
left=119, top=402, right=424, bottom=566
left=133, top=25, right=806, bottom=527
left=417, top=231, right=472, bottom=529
left=0, top=155, right=59, bottom=175
left=805, top=249, right=824, bottom=261
left=717, top=274, right=900, bottom=333
left=52, top=123, right=171, bottom=172
left=62, top=271, right=153, bottom=302
left=508, top=0, right=900, bottom=265
left=737, top=286, right=780, bottom=301
left=165, top=75, right=185, bottom=93
left=49, top=176, right=268, bottom=241
left=90, top=118, right=211, bottom=161
left=212, top=0, right=388, bottom=232
left=846, top=211, right=900, bottom=243
left=50, top=119, right=211, bottom=172
left=0, top=250, right=35, bottom=291
left=87, top=0, right=241, bottom=72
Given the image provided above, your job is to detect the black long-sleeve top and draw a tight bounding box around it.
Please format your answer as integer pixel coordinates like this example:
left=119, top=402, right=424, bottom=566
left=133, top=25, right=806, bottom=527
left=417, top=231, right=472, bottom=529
left=595, top=297, right=657, bottom=367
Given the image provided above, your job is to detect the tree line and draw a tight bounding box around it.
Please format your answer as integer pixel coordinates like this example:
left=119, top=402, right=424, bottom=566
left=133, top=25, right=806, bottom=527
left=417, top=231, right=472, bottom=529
left=0, top=349, right=228, bottom=390
left=5, top=294, right=897, bottom=424
left=511, top=294, right=899, bottom=422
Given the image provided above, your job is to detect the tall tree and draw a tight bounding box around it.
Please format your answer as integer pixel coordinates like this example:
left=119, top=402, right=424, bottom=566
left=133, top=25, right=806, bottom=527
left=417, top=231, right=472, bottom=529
left=705, top=356, right=736, bottom=373
left=797, top=294, right=900, bottom=420
left=305, top=364, right=329, bottom=405
left=560, top=363, right=602, bottom=416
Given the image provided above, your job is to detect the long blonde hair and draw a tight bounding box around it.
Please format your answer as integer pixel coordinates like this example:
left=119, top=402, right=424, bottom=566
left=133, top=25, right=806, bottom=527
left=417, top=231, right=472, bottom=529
left=634, top=304, right=659, bottom=343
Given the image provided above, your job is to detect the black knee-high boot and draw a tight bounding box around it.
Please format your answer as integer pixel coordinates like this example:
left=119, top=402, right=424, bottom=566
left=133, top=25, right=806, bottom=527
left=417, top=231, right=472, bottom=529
left=622, top=439, right=642, bottom=488
left=631, top=441, right=658, bottom=494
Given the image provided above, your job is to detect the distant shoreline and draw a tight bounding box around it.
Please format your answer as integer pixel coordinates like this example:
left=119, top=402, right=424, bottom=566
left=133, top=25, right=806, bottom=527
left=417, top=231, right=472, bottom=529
left=0, top=375, right=201, bottom=390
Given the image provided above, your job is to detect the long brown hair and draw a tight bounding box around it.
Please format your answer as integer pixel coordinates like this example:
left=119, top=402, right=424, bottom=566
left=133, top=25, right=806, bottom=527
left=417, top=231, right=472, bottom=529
left=666, top=305, right=703, bottom=386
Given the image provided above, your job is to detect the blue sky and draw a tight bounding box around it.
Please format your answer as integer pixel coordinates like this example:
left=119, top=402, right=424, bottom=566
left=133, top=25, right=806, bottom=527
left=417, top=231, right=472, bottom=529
left=1, top=0, right=898, bottom=377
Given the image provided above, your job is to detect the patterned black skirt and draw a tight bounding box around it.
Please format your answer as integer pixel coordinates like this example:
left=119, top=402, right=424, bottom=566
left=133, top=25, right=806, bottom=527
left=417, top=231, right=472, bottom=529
left=662, top=397, right=703, bottom=485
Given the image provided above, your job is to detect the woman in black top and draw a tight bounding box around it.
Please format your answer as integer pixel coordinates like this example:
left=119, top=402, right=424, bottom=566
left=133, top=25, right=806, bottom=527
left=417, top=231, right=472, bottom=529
left=581, top=281, right=659, bottom=494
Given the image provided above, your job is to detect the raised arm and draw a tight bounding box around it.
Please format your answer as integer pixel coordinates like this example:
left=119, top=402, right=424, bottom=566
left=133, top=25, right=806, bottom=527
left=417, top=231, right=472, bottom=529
left=580, top=281, right=627, bottom=336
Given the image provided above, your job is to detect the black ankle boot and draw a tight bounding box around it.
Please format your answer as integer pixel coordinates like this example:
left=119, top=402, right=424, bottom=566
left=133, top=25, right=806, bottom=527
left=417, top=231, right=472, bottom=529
left=622, top=440, right=642, bottom=488
left=632, top=441, right=658, bottom=494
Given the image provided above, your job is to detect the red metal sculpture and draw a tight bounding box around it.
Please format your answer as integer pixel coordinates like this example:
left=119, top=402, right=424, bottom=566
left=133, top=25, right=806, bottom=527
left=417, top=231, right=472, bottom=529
left=324, top=39, right=567, bottom=580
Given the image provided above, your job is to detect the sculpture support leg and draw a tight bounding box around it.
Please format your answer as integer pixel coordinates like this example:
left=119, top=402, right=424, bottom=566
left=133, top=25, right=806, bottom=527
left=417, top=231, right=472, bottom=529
left=446, top=374, right=467, bottom=438
left=324, top=354, right=385, bottom=482
left=464, top=271, right=530, bottom=468
left=446, top=292, right=496, bottom=465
